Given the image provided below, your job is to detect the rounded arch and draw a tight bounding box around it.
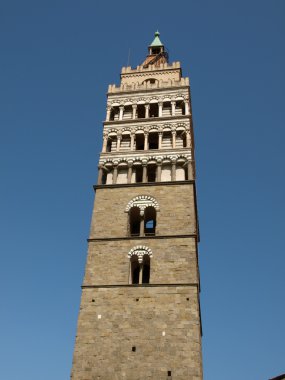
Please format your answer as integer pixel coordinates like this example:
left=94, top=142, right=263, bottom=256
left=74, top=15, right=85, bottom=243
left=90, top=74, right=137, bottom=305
left=142, top=78, right=158, bottom=85
left=148, top=126, right=159, bottom=133
left=125, top=195, right=160, bottom=213
left=128, top=245, right=153, bottom=263
left=149, top=97, right=159, bottom=103
left=121, top=128, right=132, bottom=134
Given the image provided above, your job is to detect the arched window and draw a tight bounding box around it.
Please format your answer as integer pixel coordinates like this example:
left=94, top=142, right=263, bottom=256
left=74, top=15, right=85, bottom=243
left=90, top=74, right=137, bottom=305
left=123, top=105, right=132, bottom=120
left=135, top=133, right=144, bottom=150
left=137, top=104, right=145, bottom=118
left=134, top=165, right=143, bottom=183
left=130, top=256, right=140, bottom=284
left=117, top=164, right=128, bottom=184
left=128, top=246, right=153, bottom=284
left=148, top=132, right=159, bottom=149
left=144, top=207, right=156, bottom=235
left=106, top=135, right=117, bottom=152
left=126, top=196, right=159, bottom=236
left=176, top=100, right=185, bottom=115
left=176, top=130, right=186, bottom=148
left=120, top=133, right=131, bottom=150
left=142, top=78, right=158, bottom=86
left=162, top=101, right=171, bottom=117
left=110, top=106, right=119, bottom=121
left=147, top=164, right=156, bottom=182
left=176, top=161, right=188, bottom=181
left=162, top=130, right=172, bottom=149
left=142, top=255, right=150, bottom=284
left=149, top=102, right=158, bottom=117
left=129, top=207, right=141, bottom=236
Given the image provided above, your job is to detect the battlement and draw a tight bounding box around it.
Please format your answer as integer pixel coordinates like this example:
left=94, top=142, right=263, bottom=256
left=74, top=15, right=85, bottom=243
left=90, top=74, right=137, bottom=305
left=121, top=61, right=181, bottom=74
left=108, top=76, right=189, bottom=93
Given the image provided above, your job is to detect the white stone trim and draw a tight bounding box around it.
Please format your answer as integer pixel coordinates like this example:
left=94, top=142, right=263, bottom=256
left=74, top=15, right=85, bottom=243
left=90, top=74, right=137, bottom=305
left=101, top=153, right=191, bottom=167
left=104, top=122, right=189, bottom=137
left=125, top=195, right=160, bottom=213
left=128, top=246, right=153, bottom=263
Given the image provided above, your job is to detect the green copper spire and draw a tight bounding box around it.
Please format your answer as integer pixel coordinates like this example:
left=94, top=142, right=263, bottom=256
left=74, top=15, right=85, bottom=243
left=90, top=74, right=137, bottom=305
left=150, top=30, right=163, bottom=47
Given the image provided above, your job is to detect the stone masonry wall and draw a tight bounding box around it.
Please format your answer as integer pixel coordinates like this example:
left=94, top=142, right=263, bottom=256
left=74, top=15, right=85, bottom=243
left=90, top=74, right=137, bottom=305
left=90, top=183, right=197, bottom=239
left=71, top=286, right=202, bottom=380
left=83, top=237, right=198, bottom=286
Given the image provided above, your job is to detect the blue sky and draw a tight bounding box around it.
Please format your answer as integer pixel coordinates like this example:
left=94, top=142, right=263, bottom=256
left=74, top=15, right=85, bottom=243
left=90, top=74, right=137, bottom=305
left=0, top=1, right=284, bottom=379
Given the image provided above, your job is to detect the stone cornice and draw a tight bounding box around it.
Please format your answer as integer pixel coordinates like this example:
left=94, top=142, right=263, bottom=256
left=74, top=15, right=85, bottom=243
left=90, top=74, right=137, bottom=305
left=93, top=179, right=195, bottom=191
left=107, top=85, right=189, bottom=97
left=81, top=283, right=199, bottom=289
left=104, top=114, right=191, bottom=127
left=99, top=148, right=192, bottom=161
left=87, top=234, right=197, bottom=242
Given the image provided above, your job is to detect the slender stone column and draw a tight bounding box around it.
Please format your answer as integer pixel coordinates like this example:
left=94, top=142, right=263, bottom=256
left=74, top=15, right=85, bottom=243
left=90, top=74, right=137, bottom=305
left=140, top=213, right=144, bottom=237
left=112, top=164, right=118, bottom=184
left=142, top=163, right=147, bottom=182
left=119, top=106, right=124, bottom=120
left=130, top=133, right=135, bottom=150
left=187, top=160, right=193, bottom=180
left=156, top=162, right=162, bottom=182
left=139, top=263, right=143, bottom=284
left=102, top=134, right=108, bottom=153
left=106, top=106, right=111, bottom=121
left=116, top=135, right=121, bottom=151
left=158, top=132, right=163, bottom=149
left=144, top=132, right=149, bottom=150
left=186, top=131, right=191, bottom=148
left=132, top=104, right=137, bottom=119
left=185, top=100, right=190, bottom=115
left=145, top=104, right=150, bottom=119
left=97, top=166, right=103, bottom=185
left=158, top=102, right=163, bottom=117
left=172, top=130, right=176, bottom=149
left=127, top=161, right=133, bottom=184
left=171, top=160, right=176, bottom=181
left=171, top=101, right=176, bottom=116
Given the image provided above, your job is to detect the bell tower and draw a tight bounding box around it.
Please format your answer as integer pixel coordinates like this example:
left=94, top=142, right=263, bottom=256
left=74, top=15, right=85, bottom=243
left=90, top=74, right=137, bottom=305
left=71, top=32, right=203, bottom=380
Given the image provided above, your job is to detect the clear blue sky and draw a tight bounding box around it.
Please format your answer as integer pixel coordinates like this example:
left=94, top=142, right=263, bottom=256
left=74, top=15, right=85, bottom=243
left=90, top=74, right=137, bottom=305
left=0, top=1, right=284, bottom=379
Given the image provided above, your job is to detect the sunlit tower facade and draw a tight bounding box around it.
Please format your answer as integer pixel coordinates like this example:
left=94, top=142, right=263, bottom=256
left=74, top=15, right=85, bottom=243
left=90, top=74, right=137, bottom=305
left=71, top=32, right=203, bottom=380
